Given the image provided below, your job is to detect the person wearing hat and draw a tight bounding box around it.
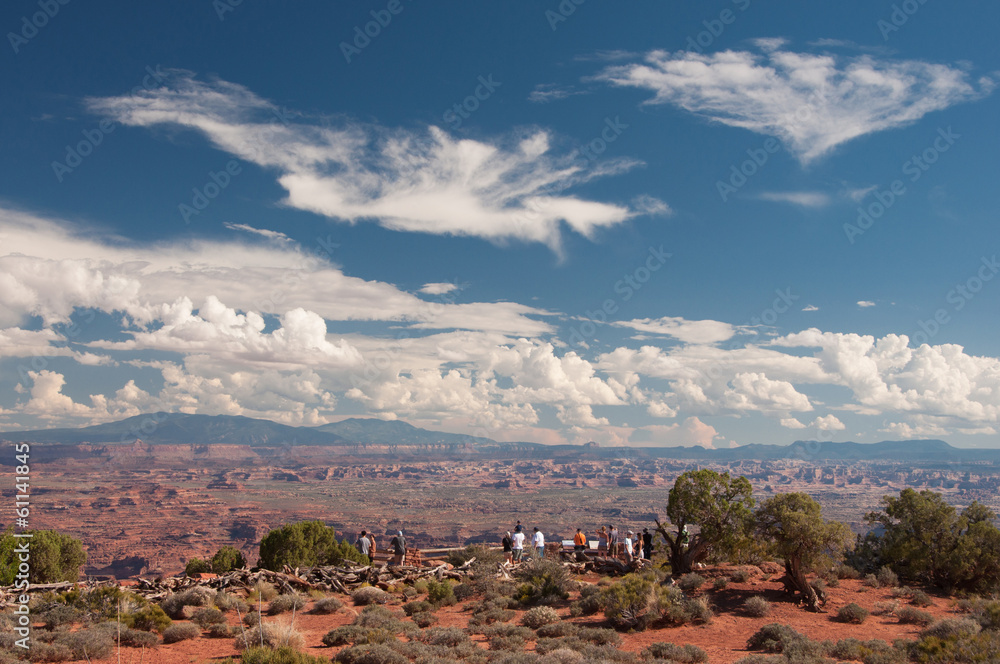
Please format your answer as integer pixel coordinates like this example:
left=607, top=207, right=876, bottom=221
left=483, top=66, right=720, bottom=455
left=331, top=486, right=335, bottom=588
left=390, top=530, right=406, bottom=566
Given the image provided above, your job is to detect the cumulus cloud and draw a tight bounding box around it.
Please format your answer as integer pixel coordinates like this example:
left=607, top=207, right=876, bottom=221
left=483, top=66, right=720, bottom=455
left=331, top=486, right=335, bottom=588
left=87, top=72, right=659, bottom=249
left=419, top=283, right=459, bottom=295
left=612, top=317, right=737, bottom=345
left=597, top=46, right=992, bottom=162
left=810, top=414, right=846, bottom=431
left=857, top=300, right=876, bottom=308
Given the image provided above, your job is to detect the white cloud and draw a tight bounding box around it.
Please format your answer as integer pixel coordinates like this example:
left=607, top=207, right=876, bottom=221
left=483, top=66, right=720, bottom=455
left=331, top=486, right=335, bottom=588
left=88, top=72, right=658, bottom=250
left=419, top=283, right=459, bottom=295
left=724, top=372, right=812, bottom=413
left=780, top=417, right=806, bottom=429
left=223, top=222, right=291, bottom=242
left=857, top=300, right=876, bottom=308
left=757, top=191, right=831, bottom=207
left=528, top=84, right=584, bottom=103
left=612, top=317, right=737, bottom=345
left=810, top=414, right=846, bottom=431
left=802, top=305, right=819, bottom=312
left=598, top=46, right=991, bottom=162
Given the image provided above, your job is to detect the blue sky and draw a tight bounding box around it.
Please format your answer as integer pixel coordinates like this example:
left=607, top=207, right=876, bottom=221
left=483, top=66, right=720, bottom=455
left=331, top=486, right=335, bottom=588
left=2, top=0, right=999, bottom=448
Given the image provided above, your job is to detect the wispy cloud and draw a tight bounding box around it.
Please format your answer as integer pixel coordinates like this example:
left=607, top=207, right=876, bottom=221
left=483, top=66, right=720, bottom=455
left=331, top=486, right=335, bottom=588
left=88, top=72, right=658, bottom=251
left=857, top=300, right=876, bottom=308
left=757, top=191, right=831, bottom=207
left=597, top=45, right=992, bottom=162
left=528, top=83, right=585, bottom=103
left=223, top=222, right=291, bottom=242
left=419, top=282, right=459, bottom=295
left=802, top=304, right=819, bottom=312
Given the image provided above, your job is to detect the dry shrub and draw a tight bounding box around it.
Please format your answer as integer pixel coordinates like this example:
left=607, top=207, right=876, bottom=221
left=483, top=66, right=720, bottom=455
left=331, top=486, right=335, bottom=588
left=520, top=606, right=560, bottom=629
left=268, top=594, right=307, bottom=615
left=163, top=622, right=201, bottom=643
left=836, top=603, right=869, bottom=624
left=312, top=596, right=344, bottom=614
left=352, top=586, right=391, bottom=606
left=743, top=596, right=771, bottom=618
left=236, top=619, right=305, bottom=651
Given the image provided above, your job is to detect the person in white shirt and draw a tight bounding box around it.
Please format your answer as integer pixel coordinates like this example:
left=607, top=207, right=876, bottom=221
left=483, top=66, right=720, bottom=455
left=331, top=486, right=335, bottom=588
left=511, top=526, right=526, bottom=562
left=624, top=530, right=635, bottom=563
left=532, top=527, right=545, bottom=559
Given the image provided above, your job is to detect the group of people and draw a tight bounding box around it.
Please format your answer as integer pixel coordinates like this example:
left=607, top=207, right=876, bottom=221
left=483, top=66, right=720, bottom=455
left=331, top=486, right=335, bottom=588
left=500, top=522, right=655, bottom=565
left=355, top=530, right=408, bottom=566
left=500, top=523, right=546, bottom=564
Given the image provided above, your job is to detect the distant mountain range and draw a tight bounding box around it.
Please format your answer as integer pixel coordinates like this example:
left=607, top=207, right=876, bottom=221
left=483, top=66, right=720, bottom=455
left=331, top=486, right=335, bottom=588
left=3, top=412, right=999, bottom=462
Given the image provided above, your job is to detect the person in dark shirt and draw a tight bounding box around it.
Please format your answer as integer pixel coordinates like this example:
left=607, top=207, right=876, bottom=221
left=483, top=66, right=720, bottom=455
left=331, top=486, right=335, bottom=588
left=501, top=531, right=513, bottom=565
left=389, top=530, right=406, bottom=566
left=642, top=528, right=653, bottom=560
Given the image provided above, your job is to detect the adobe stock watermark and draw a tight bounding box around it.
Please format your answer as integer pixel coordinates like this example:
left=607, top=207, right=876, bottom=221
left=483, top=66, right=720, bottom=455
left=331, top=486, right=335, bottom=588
left=911, top=255, right=999, bottom=346
left=683, top=0, right=752, bottom=54
left=51, top=65, right=168, bottom=182
left=178, top=160, right=242, bottom=224
left=567, top=245, right=672, bottom=347
left=715, top=137, right=781, bottom=202
left=442, top=75, right=501, bottom=129
left=843, top=126, right=959, bottom=244
left=878, top=0, right=931, bottom=41
left=340, top=0, right=410, bottom=64
left=212, top=0, right=244, bottom=21
left=545, top=0, right=586, bottom=31
left=7, top=0, right=70, bottom=54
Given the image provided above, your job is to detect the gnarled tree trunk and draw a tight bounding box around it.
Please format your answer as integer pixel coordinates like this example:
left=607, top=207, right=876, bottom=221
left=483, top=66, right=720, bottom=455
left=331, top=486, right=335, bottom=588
left=783, top=556, right=822, bottom=612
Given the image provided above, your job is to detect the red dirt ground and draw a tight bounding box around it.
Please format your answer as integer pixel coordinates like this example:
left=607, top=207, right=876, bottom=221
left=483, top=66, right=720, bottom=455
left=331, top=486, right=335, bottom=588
left=61, top=565, right=959, bottom=664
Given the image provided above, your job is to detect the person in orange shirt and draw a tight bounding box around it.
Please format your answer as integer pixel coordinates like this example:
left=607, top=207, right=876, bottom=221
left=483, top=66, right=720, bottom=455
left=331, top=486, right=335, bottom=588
left=573, top=528, right=587, bottom=553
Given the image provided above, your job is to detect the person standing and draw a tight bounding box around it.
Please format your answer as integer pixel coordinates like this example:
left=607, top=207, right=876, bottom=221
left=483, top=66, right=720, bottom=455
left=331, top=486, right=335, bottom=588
left=368, top=532, right=377, bottom=561
left=502, top=531, right=513, bottom=566
left=573, top=528, right=587, bottom=554
left=511, top=525, right=526, bottom=562
left=595, top=526, right=608, bottom=555
left=356, top=530, right=371, bottom=565
left=609, top=525, right=619, bottom=559
left=532, top=527, right=545, bottom=559
left=624, top=530, right=634, bottom=563
left=390, top=530, right=406, bottom=566
left=641, top=528, right=652, bottom=560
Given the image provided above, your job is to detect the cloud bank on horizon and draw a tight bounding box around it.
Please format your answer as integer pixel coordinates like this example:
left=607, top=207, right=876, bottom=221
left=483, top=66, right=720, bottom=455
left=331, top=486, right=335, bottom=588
left=2, top=2, right=998, bottom=449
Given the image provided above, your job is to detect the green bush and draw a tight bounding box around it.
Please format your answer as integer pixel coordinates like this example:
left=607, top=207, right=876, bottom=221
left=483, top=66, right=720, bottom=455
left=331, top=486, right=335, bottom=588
left=836, top=602, right=869, bottom=624
left=163, top=623, right=201, bottom=643
left=185, top=557, right=212, bottom=575
left=191, top=606, right=226, bottom=628
left=746, top=624, right=804, bottom=653
left=743, top=596, right=771, bottom=618
left=52, top=629, right=114, bottom=660
left=207, top=623, right=233, bottom=638
left=268, top=594, right=307, bottom=615
left=334, top=643, right=408, bottom=664
left=116, top=625, right=160, bottom=648
left=160, top=586, right=215, bottom=618
left=712, top=576, right=729, bottom=591
left=426, top=579, right=456, bottom=606
left=642, top=642, right=708, bottom=663
left=512, top=559, right=573, bottom=605
left=654, top=585, right=711, bottom=626
left=258, top=521, right=366, bottom=570
left=677, top=573, right=705, bottom=593
left=877, top=566, right=900, bottom=588
left=240, top=646, right=330, bottom=664
left=601, top=575, right=655, bottom=629
left=410, top=611, right=437, bottom=628
left=37, top=604, right=82, bottom=630
left=352, top=586, right=391, bottom=606
left=402, top=600, right=432, bottom=616
left=575, top=626, right=621, bottom=647
left=416, top=627, right=470, bottom=647
left=211, top=545, right=247, bottom=573
left=313, top=596, right=344, bottom=614
left=215, top=590, right=249, bottom=613
left=536, top=621, right=577, bottom=638
left=0, top=528, right=86, bottom=584
left=897, top=606, right=934, bottom=625
left=122, top=604, right=172, bottom=632
left=520, top=606, right=560, bottom=629
left=910, top=589, right=934, bottom=607
left=489, top=635, right=527, bottom=651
